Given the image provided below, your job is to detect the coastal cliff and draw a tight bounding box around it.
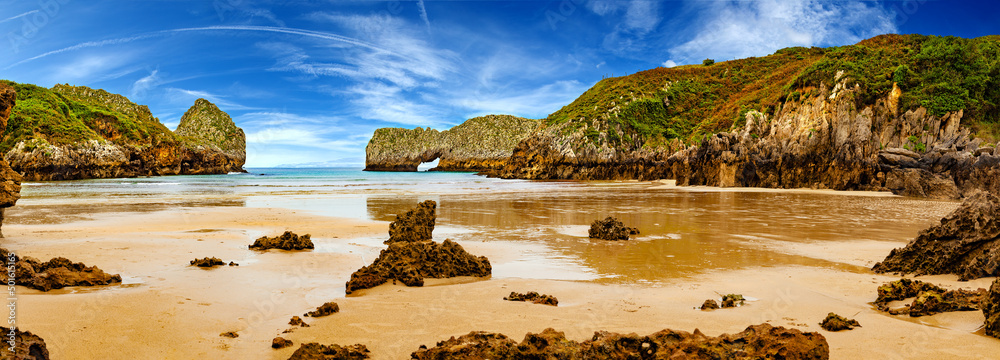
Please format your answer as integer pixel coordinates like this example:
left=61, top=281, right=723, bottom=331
left=0, top=84, right=22, bottom=236
left=0, top=82, right=246, bottom=180
left=365, top=115, right=539, bottom=172
left=485, top=35, right=1000, bottom=199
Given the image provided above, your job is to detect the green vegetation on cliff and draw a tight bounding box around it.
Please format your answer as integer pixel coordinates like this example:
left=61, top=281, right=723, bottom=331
left=0, top=81, right=179, bottom=152
left=175, top=98, right=245, bottom=154
left=551, top=34, right=1000, bottom=147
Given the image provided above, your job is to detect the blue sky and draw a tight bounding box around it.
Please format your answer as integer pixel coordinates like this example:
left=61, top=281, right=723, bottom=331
left=1, top=0, right=998, bottom=167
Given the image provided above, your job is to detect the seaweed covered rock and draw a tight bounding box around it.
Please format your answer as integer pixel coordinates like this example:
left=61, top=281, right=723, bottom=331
left=873, top=191, right=1000, bottom=280
left=345, top=239, right=491, bottom=294
left=1, top=248, right=122, bottom=291
left=386, top=200, right=435, bottom=244
left=190, top=257, right=225, bottom=267
left=874, top=279, right=986, bottom=316
left=588, top=216, right=639, bottom=241
left=0, top=326, right=49, bottom=360
left=304, top=302, right=340, bottom=317
left=721, top=294, right=745, bottom=308
left=700, top=299, right=720, bottom=310
left=504, top=291, right=558, bottom=306
left=288, top=343, right=371, bottom=360
left=411, top=324, right=829, bottom=359
left=819, top=313, right=861, bottom=331
left=273, top=337, right=294, bottom=349
left=249, top=231, right=314, bottom=251
left=985, top=279, right=1000, bottom=338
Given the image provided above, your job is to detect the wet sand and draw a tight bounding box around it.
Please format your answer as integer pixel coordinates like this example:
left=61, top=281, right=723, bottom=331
left=5, top=183, right=1000, bottom=359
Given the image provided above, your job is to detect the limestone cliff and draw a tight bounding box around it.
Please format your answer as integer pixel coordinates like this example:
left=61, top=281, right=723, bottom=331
left=175, top=98, right=247, bottom=174
left=0, top=84, right=22, bottom=237
left=0, top=81, right=246, bottom=180
left=365, top=115, right=539, bottom=172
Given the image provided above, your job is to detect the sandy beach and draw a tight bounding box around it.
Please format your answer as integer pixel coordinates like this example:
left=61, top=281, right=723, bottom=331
left=5, top=178, right=999, bottom=359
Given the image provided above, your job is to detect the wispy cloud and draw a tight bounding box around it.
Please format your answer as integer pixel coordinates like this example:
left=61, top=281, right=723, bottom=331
left=129, top=69, right=159, bottom=99
left=0, top=10, right=38, bottom=24
left=165, top=87, right=261, bottom=111
left=417, top=0, right=431, bottom=31
left=453, top=80, right=587, bottom=119
left=669, top=0, right=897, bottom=63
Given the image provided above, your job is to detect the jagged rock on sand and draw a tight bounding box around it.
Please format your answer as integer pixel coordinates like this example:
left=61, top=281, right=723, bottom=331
left=1, top=248, right=122, bottom=291
left=874, top=279, right=986, bottom=317
left=410, top=324, right=828, bottom=359
left=289, top=316, right=310, bottom=327
left=588, top=216, right=639, bottom=241
left=190, top=257, right=225, bottom=267
left=0, top=326, right=49, bottom=360
left=983, top=279, right=1000, bottom=338
left=873, top=191, right=1000, bottom=280
left=819, top=313, right=861, bottom=331
left=287, top=343, right=371, bottom=360
left=386, top=200, right=435, bottom=244
left=345, top=202, right=491, bottom=294
left=503, top=291, right=558, bottom=306
left=220, top=331, right=239, bottom=338
left=345, top=239, right=491, bottom=294
left=700, top=299, right=720, bottom=310
left=304, top=302, right=340, bottom=317
left=721, top=294, right=745, bottom=308
left=249, top=231, right=314, bottom=251
left=273, top=337, right=294, bottom=349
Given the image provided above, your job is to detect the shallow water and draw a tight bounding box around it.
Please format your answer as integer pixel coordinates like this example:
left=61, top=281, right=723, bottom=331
left=9, top=168, right=958, bottom=284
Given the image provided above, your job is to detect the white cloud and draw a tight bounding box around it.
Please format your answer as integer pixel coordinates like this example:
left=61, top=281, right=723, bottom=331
left=165, top=87, right=261, bottom=111
left=417, top=0, right=431, bottom=30
left=670, top=0, right=897, bottom=63
left=662, top=60, right=677, bottom=68
left=454, top=80, right=587, bottom=119
left=587, top=0, right=662, bottom=55
left=129, top=69, right=159, bottom=99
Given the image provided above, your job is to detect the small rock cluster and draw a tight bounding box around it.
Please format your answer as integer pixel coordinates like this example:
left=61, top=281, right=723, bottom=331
left=819, top=313, right=861, bottom=331
left=304, top=302, right=340, bottom=317
left=1, top=248, right=121, bottom=291
left=874, top=279, right=986, bottom=317
left=249, top=231, right=314, bottom=251
left=588, top=216, right=639, bottom=241
left=503, top=291, right=558, bottom=306
left=287, top=343, right=371, bottom=359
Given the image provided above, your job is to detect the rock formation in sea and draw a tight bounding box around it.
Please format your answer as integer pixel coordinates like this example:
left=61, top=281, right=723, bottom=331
left=190, top=257, right=226, bottom=267
left=345, top=201, right=491, bottom=294
left=410, top=324, right=829, bottom=359
left=0, top=84, right=22, bottom=237
left=287, top=343, right=371, bottom=360
left=365, top=115, right=540, bottom=172
left=1, top=248, right=122, bottom=291
left=588, top=216, right=639, bottom=240
left=0, top=326, right=49, bottom=360
left=985, top=279, right=1000, bottom=338
left=873, top=279, right=987, bottom=317
left=873, top=192, right=1000, bottom=280
left=1, top=81, right=246, bottom=180
left=249, top=231, right=315, bottom=251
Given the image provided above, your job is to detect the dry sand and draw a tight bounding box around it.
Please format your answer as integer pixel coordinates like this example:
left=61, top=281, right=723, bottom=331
left=5, top=201, right=1000, bottom=359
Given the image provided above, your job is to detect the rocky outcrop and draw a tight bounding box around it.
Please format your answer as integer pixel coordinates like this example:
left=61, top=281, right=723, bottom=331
left=985, top=279, right=1000, bottom=338
left=345, top=202, right=491, bottom=294
left=503, top=291, right=558, bottom=306
left=588, top=216, right=639, bottom=240
left=873, top=279, right=987, bottom=317
left=272, top=337, right=294, bottom=349
left=873, top=192, right=1000, bottom=280
left=1, top=248, right=122, bottom=291
left=249, top=231, right=314, bottom=251
left=700, top=299, right=720, bottom=310
left=0, top=326, right=49, bottom=360
left=288, top=343, right=371, bottom=360
left=2, top=82, right=245, bottom=180
left=411, top=324, right=829, bottom=359
left=365, top=115, right=540, bottom=172
left=304, top=302, right=340, bottom=317
left=190, top=257, right=225, bottom=267
left=0, top=84, right=22, bottom=237
left=175, top=98, right=246, bottom=174
left=819, top=313, right=860, bottom=331
left=386, top=200, right=435, bottom=244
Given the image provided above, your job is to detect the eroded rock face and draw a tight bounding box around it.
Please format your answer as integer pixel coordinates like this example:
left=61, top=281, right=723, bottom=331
left=249, top=231, right=314, bottom=251
left=365, top=115, right=540, bottom=172
left=345, top=239, right=491, bottom=294
left=3, top=83, right=245, bottom=180
left=1, top=248, right=122, bottom=292
left=873, top=192, right=1000, bottom=280
left=288, top=343, right=371, bottom=360
left=0, top=84, right=22, bottom=237
left=588, top=216, right=639, bottom=241
left=0, top=326, right=49, bottom=360
left=873, top=279, right=987, bottom=317
left=820, top=313, right=860, bottom=331
left=387, top=200, right=435, bottom=243
left=503, top=291, right=558, bottom=306
left=985, top=279, right=1000, bottom=338
left=411, top=324, right=829, bottom=360
left=305, top=302, right=340, bottom=317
